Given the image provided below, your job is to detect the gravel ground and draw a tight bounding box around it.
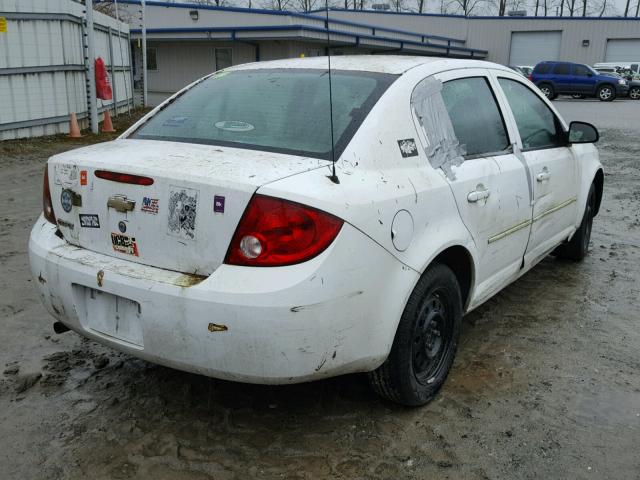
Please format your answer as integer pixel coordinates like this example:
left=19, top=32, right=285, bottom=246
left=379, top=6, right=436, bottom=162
left=0, top=102, right=639, bottom=480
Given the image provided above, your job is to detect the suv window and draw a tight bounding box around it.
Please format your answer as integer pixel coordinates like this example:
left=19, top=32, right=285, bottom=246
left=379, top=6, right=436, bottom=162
left=440, top=77, right=510, bottom=157
left=534, top=63, right=551, bottom=74
left=552, top=63, right=571, bottom=75
left=498, top=78, right=565, bottom=151
left=574, top=65, right=593, bottom=77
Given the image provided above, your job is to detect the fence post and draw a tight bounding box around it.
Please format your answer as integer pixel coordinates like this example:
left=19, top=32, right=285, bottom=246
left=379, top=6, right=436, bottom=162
left=84, top=1, right=98, bottom=133
left=108, top=26, right=118, bottom=117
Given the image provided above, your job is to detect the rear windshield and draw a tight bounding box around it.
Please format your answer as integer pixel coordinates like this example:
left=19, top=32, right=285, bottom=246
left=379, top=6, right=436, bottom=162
left=131, top=68, right=397, bottom=160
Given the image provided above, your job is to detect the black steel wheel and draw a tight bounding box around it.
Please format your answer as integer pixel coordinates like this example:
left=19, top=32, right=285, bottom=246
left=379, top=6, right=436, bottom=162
left=369, top=263, right=462, bottom=406
left=554, top=183, right=596, bottom=261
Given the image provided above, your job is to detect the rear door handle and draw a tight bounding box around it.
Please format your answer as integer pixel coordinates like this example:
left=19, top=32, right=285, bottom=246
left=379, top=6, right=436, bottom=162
left=536, top=168, right=551, bottom=182
left=467, top=185, right=491, bottom=203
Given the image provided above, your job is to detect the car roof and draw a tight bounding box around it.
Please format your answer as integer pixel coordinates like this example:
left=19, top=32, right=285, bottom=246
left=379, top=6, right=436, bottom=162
left=227, top=55, right=510, bottom=75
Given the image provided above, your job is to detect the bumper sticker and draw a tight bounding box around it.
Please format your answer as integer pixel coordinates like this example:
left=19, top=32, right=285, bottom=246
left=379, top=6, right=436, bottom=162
left=80, top=170, right=87, bottom=186
left=54, top=163, right=79, bottom=187
left=141, top=197, right=159, bottom=214
left=168, top=186, right=198, bottom=240
left=79, top=214, right=100, bottom=228
left=57, top=219, right=74, bottom=230
left=111, top=233, right=139, bottom=256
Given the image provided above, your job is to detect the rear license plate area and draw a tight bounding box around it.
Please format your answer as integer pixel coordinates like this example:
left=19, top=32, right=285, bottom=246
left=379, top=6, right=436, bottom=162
left=73, top=285, right=144, bottom=348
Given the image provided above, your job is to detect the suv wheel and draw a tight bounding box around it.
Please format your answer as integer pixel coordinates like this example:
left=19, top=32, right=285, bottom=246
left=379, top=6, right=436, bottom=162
left=538, top=83, right=555, bottom=100
left=629, top=87, right=640, bottom=100
left=597, top=85, right=615, bottom=101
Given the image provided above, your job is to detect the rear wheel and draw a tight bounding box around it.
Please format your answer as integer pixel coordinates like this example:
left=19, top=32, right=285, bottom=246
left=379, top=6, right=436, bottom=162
left=597, top=85, right=615, bottom=101
left=538, top=83, right=556, bottom=100
left=368, top=263, right=462, bottom=406
left=555, top=184, right=596, bottom=261
left=629, top=87, right=640, bottom=100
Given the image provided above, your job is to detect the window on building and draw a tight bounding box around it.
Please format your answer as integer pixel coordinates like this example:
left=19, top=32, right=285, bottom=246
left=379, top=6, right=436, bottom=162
left=146, top=48, right=158, bottom=71
left=439, top=77, right=510, bottom=157
left=215, top=48, right=232, bottom=71
left=498, top=78, right=565, bottom=151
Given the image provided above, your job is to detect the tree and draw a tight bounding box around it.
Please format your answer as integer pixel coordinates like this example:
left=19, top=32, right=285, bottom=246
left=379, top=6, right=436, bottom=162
left=446, top=0, right=487, bottom=15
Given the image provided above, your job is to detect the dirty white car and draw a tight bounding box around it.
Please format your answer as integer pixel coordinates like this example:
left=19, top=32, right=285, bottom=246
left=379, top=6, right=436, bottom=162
left=29, top=56, right=603, bottom=406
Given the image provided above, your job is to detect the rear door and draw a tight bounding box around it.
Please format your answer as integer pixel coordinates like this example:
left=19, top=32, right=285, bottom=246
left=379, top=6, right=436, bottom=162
left=412, top=69, right=531, bottom=302
left=495, top=76, right=578, bottom=264
left=551, top=62, right=573, bottom=93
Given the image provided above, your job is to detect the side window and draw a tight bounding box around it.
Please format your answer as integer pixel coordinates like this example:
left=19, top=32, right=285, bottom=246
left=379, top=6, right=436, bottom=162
left=498, top=78, right=565, bottom=151
left=552, top=63, right=570, bottom=75
left=440, top=77, right=510, bottom=157
left=574, top=65, right=592, bottom=77
left=534, top=63, right=551, bottom=74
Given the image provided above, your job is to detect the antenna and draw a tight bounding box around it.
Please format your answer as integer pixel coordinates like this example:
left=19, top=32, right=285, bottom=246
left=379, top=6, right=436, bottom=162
left=325, top=0, right=340, bottom=184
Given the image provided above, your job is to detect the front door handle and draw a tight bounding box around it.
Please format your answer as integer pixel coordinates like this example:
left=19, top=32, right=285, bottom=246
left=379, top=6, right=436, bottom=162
left=467, top=184, right=491, bottom=203
left=536, top=168, right=551, bottom=182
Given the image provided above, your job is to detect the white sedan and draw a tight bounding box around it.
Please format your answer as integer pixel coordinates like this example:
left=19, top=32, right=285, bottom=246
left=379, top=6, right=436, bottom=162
left=29, top=56, right=603, bottom=406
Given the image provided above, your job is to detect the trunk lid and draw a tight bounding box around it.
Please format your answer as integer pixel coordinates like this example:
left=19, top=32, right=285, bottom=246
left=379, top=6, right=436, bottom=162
left=48, top=139, right=327, bottom=275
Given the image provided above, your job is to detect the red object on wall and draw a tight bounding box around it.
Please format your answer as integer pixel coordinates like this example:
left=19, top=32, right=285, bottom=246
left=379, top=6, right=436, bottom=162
left=95, top=57, right=113, bottom=100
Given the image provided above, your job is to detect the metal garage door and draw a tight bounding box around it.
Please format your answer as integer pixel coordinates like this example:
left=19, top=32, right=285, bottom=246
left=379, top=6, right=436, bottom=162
left=605, top=39, right=640, bottom=62
left=509, top=31, right=562, bottom=66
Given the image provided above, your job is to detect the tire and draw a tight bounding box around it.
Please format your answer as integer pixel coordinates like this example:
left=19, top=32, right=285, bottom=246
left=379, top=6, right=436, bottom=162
left=629, top=87, right=640, bottom=100
left=368, top=263, right=463, bottom=406
left=538, top=83, right=556, bottom=100
left=555, top=184, right=596, bottom=261
left=597, top=85, right=615, bottom=102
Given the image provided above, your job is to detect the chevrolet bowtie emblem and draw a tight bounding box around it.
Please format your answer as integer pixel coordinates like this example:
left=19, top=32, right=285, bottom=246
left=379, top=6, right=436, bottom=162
left=107, top=195, right=135, bottom=213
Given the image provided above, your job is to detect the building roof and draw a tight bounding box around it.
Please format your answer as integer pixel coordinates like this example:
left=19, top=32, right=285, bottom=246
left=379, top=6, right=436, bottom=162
left=114, top=0, right=488, bottom=58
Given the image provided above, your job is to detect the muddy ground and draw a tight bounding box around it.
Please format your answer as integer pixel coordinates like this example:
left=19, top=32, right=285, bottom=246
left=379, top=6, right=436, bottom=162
left=1, top=102, right=639, bottom=480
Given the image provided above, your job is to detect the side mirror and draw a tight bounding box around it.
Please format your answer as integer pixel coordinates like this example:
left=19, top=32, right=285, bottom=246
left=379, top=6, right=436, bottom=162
left=568, top=121, right=599, bottom=144
left=586, top=72, right=593, bottom=77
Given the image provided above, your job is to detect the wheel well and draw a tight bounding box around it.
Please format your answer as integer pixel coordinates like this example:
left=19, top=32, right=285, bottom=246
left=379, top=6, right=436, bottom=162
left=433, top=246, right=473, bottom=310
left=593, top=169, right=604, bottom=216
left=598, top=83, right=615, bottom=91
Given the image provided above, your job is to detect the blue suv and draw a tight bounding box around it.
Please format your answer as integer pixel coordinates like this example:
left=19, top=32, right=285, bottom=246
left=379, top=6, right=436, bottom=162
left=531, top=61, right=629, bottom=101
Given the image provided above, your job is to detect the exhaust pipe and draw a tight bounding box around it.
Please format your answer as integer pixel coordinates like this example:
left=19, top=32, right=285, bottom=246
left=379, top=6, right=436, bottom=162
left=53, top=322, right=71, bottom=334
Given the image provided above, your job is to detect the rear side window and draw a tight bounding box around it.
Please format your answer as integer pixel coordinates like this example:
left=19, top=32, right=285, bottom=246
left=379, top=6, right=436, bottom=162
left=534, top=63, right=551, bottom=74
left=552, top=63, right=571, bottom=75
left=498, top=78, right=565, bottom=151
left=131, top=69, right=396, bottom=160
left=440, top=77, right=510, bottom=157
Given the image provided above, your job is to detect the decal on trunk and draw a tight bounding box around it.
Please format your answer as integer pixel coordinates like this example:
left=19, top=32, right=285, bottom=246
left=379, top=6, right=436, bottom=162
left=111, top=233, right=139, bottom=256
left=141, top=197, right=159, bottom=214
left=57, top=219, right=74, bottom=230
left=54, top=164, right=79, bottom=187
left=80, top=170, right=88, bottom=186
left=397, top=139, right=418, bottom=158
left=214, top=195, right=225, bottom=214
left=79, top=214, right=100, bottom=228
left=168, top=187, right=198, bottom=240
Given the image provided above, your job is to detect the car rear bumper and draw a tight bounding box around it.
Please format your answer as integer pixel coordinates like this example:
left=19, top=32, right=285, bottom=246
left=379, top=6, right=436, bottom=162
left=29, top=215, right=418, bottom=384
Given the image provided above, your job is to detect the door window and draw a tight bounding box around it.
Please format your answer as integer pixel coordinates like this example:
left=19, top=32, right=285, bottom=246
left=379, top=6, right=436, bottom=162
left=552, top=63, right=570, bottom=75
left=440, top=77, right=510, bottom=157
left=498, top=78, right=565, bottom=151
left=573, top=65, right=593, bottom=77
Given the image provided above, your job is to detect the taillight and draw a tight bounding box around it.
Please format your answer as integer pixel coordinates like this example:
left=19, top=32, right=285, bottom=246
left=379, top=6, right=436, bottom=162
left=95, top=170, right=154, bottom=186
left=528, top=74, right=534, bottom=81
left=225, top=194, right=343, bottom=267
left=43, top=166, right=56, bottom=224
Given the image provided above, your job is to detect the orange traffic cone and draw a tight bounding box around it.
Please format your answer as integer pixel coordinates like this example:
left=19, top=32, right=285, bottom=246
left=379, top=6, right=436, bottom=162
left=68, top=112, right=81, bottom=138
left=102, top=109, right=115, bottom=133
